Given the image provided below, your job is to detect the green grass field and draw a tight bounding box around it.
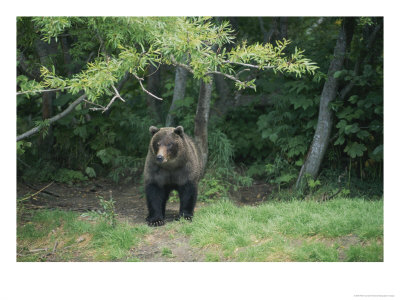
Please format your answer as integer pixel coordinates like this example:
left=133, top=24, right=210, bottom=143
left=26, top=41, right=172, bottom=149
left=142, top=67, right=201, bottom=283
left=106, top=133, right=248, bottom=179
left=17, top=197, right=383, bottom=262
left=173, top=198, right=383, bottom=261
left=17, top=210, right=150, bottom=261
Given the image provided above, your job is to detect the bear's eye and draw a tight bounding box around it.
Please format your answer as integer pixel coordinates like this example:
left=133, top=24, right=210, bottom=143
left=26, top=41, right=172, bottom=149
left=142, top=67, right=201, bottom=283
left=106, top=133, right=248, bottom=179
left=167, top=143, right=172, bottom=148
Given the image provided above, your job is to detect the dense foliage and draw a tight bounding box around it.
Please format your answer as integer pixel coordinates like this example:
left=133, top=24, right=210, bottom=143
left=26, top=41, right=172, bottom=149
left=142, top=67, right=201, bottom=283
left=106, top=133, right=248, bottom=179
left=17, top=17, right=383, bottom=196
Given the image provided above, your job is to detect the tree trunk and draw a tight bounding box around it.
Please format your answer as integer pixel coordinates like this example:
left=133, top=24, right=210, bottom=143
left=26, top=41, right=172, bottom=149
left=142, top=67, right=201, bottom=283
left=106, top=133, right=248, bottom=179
left=165, top=65, right=188, bottom=127
left=279, top=17, right=288, bottom=40
left=296, top=18, right=355, bottom=188
left=194, top=77, right=213, bottom=169
left=61, top=36, right=73, bottom=76
left=146, top=64, right=163, bottom=124
left=34, top=38, right=58, bottom=159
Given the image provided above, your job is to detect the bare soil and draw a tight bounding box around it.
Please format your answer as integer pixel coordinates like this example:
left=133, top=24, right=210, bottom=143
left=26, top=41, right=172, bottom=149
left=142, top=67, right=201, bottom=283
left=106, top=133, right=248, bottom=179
left=17, top=179, right=272, bottom=262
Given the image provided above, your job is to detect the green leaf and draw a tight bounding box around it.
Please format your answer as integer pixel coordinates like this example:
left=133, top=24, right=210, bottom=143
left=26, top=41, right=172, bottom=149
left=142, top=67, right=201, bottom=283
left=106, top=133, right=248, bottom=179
left=334, top=70, right=345, bottom=79
left=344, top=123, right=360, bottom=135
left=348, top=95, right=359, bottom=104
left=269, top=133, right=278, bottom=143
left=370, top=145, right=383, bottom=161
left=85, top=167, right=97, bottom=178
left=344, top=142, right=367, bottom=158
left=334, top=135, right=345, bottom=146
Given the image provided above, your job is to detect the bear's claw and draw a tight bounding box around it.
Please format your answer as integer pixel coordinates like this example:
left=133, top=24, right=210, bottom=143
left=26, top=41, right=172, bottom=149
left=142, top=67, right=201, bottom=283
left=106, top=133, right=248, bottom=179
left=174, top=215, right=192, bottom=222
left=148, top=219, right=165, bottom=227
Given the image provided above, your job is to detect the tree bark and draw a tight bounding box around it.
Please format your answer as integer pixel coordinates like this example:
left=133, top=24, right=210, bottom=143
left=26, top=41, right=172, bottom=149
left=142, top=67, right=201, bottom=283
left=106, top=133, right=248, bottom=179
left=296, top=18, right=355, bottom=188
left=17, top=51, right=41, bottom=81
left=165, top=65, right=188, bottom=127
left=61, top=36, right=73, bottom=76
left=258, top=17, right=288, bottom=44
left=34, top=38, right=58, bottom=158
left=194, top=77, right=213, bottom=169
left=146, top=64, right=163, bottom=124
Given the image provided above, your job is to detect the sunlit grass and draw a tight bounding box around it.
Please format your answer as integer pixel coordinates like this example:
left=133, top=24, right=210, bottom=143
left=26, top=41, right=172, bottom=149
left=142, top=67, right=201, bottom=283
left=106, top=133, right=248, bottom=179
left=17, top=197, right=383, bottom=262
left=175, top=197, right=383, bottom=261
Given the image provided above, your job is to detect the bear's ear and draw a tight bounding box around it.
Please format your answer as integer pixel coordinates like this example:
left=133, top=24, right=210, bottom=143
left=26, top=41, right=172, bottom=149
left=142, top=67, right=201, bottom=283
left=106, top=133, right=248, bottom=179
left=174, top=126, right=184, bottom=136
left=149, top=126, right=160, bottom=136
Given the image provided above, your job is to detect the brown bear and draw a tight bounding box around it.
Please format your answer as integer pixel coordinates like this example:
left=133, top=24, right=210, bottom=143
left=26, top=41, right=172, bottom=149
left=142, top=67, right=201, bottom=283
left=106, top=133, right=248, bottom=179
left=144, top=125, right=204, bottom=226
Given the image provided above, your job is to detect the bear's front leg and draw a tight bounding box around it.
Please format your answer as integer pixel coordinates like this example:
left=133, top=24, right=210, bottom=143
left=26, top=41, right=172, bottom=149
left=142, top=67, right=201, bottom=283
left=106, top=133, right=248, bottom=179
left=145, top=183, right=166, bottom=226
left=178, top=182, right=197, bottom=221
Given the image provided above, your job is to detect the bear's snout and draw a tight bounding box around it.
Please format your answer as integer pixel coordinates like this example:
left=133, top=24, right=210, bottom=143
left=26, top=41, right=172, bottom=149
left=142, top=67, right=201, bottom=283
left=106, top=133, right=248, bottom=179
left=156, top=154, right=164, bottom=163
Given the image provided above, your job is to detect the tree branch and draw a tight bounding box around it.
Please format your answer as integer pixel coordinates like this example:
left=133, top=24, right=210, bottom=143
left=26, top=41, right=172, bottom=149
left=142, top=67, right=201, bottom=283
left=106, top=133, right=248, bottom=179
left=205, top=70, right=256, bottom=91
left=169, top=56, right=195, bottom=74
left=132, top=73, right=163, bottom=101
left=88, top=85, right=126, bottom=113
left=17, top=94, right=86, bottom=141
left=170, top=55, right=256, bottom=90
left=17, top=87, right=71, bottom=95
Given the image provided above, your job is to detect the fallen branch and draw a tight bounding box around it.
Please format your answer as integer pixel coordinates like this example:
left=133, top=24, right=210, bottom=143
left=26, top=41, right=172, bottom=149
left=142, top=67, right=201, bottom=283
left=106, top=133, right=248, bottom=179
left=29, top=248, right=48, bottom=253
left=22, top=182, right=60, bottom=198
left=51, top=241, right=59, bottom=254
left=21, top=181, right=57, bottom=201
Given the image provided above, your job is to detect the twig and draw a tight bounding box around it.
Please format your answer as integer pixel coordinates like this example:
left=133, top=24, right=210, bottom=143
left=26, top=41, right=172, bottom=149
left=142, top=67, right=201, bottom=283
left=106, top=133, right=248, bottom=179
left=84, top=99, right=104, bottom=109
left=146, top=63, right=161, bottom=77
left=17, top=157, right=31, bottom=168
left=205, top=70, right=256, bottom=91
left=200, top=52, right=274, bottom=70
left=52, top=241, right=58, bottom=254
left=170, top=55, right=256, bottom=91
left=88, top=85, right=127, bottom=113
left=17, top=87, right=71, bottom=95
left=29, top=248, right=48, bottom=253
left=222, top=59, right=274, bottom=70
left=21, top=181, right=56, bottom=201
left=235, top=68, right=251, bottom=78
left=132, top=74, right=163, bottom=101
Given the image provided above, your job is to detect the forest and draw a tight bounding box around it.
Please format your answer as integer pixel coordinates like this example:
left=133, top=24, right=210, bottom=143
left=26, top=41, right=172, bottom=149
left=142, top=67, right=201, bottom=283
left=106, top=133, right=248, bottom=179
left=16, top=17, right=383, bottom=263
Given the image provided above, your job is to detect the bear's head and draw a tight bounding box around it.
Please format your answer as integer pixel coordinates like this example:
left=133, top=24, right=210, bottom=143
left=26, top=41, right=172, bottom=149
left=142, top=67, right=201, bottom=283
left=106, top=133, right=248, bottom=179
left=149, top=126, right=185, bottom=165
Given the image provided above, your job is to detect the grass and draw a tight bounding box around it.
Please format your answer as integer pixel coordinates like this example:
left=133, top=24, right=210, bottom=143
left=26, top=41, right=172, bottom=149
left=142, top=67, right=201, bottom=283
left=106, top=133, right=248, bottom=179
left=17, top=197, right=383, bottom=262
left=17, top=210, right=150, bottom=261
left=172, top=197, right=383, bottom=262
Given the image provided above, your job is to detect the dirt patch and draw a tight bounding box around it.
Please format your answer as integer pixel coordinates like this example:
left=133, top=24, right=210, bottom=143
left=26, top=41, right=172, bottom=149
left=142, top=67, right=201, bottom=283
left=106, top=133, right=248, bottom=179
left=231, top=181, right=273, bottom=206
left=129, top=228, right=206, bottom=262
left=18, top=179, right=149, bottom=224
left=17, top=178, right=273, bottom=262
left=17, top=179, right=211, bottom=261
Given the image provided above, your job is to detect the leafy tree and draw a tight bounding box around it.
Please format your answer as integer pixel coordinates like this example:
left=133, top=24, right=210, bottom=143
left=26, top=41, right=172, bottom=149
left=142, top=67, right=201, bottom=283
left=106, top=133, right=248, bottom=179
left=17, top=17, right=382, bottom=190
left=17, top=17, right=317, bottom=180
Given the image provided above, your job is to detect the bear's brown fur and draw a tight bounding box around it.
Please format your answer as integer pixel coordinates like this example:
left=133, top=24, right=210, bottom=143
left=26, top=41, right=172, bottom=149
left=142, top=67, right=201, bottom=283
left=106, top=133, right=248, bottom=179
left=144, top=126, right=203, bottom=226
